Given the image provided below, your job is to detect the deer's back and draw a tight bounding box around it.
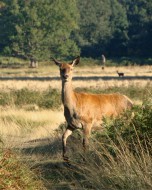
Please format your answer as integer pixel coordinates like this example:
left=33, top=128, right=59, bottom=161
left=73, top=92, right=132, bottom=124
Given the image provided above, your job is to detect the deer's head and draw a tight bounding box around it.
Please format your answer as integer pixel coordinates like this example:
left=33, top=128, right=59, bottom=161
left=51, top=56, right=80, bottom=82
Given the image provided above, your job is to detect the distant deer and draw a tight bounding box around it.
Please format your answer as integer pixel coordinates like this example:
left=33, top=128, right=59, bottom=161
left=52, top=56, right=133, bottom=161
left=117, top=70, right=124, bottom=77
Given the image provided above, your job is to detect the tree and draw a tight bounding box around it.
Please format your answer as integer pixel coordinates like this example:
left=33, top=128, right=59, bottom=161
left=106, top=0, right=129, bottom=56
left=0, top=0, right=79, bottom=65
left=75, top=0, right=111, bottom=57
left=75, top=0, right=128, bottom=57
left=119, top=0, right=152, bottom=57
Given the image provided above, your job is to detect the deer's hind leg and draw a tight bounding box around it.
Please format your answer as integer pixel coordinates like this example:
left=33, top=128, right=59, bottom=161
left=83, top=124, right=92, bottom=151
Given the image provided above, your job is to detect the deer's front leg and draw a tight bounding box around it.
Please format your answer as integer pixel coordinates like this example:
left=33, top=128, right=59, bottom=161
left=62, top=126, right=74, bottom=161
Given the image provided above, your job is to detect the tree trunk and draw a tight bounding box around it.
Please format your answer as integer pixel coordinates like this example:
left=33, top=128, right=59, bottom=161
left=29, top=58, right=38, bottom=68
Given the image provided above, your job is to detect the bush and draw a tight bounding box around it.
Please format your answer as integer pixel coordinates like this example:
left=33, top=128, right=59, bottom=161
left=0, top=88, right=61, bottom=109
left=55, top=100, right=152, bottom=190
left=0, top=92, right=12, bottom=106
left=39, top=88, right=61, bottom=109
left=13, top=88, right=40, bottom=106
left=0, top=149, right=45, bottom=190
left=102, top=102, right=152, bottom=148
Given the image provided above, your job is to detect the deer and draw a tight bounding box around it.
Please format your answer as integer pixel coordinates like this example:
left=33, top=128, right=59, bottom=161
left=52, top=56, right=133, bottom=161
left=117, top=70, right=124, bottom=77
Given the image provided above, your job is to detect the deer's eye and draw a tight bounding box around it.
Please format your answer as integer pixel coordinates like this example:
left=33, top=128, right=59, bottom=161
left=60, top=68, right=65, bottom=73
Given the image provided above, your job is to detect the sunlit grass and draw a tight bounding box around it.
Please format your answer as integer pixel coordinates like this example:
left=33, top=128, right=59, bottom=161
left=0, top=65, right=151, bottom=94
left=0, top=108, right=64, bottom=147
left=0, top=64, right=151, bottom=78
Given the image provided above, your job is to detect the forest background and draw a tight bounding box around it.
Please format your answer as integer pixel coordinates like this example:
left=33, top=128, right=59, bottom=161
left=0, top=0, right=152, bottom=64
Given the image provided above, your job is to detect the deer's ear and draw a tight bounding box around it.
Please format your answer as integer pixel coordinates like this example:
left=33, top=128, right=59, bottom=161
left=71, top=56, right=80, bottom=66
left=51, top=57, right=62, bottom=67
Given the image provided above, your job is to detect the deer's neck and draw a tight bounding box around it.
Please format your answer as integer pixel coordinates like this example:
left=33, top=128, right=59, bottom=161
left=62, top=81, right=74, bottom=107
left=62, top=80, right=81, bottom=128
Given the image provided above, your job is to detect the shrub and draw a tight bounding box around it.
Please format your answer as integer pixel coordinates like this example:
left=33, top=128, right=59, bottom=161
left=13, top=88, right=40, bottom=106
left=0, top=92, right=12, bottom=106
left=39, top=88, right=61, bottom=109
left=55, top=100, right=152, bottom=190
left=101, top=102, right=152, bottom=149
left=0, top=149, right=45, bottom=190
left=0, top=88, right=61, bottom=109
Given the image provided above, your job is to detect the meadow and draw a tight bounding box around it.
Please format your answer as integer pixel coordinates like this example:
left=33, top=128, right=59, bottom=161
left=0, top=62, right=152, bottom=189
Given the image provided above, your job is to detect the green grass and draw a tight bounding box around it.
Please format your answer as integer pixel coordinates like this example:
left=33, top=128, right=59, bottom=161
left=0, top=87, right=61, bottom=109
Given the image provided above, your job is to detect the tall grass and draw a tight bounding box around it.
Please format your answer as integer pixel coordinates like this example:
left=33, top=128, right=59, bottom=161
left=50, top=98, right=152, bottom=190
left=0, top=109, right=64, bottom=146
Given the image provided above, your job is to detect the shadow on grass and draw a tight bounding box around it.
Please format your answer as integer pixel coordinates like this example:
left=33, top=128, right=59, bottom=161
left=21, top=137, right=62, bottom=157
left=0, top=75, right=152, bottom=81
left=31, top=159, right=84, bottom=190
left=19, top=136, right=85, bottom=190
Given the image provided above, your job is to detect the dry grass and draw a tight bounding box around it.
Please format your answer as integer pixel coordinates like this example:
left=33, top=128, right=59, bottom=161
left=0, top=108, right=64, bottom=147
left=0, top=64, right=152, bottom=77
left=0, top=65, right=151, bottom=92
left=0, top=79, right=151, bottom=93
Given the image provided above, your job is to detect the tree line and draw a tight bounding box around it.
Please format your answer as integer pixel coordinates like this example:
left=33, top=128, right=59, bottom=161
left=0, top=0, right=152, bottom=62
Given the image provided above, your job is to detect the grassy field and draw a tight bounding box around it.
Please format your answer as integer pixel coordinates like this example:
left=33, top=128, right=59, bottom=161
left=0, top=64, right=151, bottom=95
left=0, top=64, right=152, bottom=189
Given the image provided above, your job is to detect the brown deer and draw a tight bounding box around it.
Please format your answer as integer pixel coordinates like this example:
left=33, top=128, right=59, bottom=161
left=117, top=70, right=124, bottom=77
left=52, top=56, right=133, bottom=161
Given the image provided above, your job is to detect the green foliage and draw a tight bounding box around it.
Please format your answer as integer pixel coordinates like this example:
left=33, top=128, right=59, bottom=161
left=38, top=88, right=61, bottom=109
left=0, top=149, right=45, bottom=190
left=0, top=0, right=79, bottom=60
left=120, top=0, right=152, bottom=56
left=102, top=103, right=152, bottom=147
left=0, top=92, right=12, bottom=106
left=76, top=0, right=111, bottom=45
left=0, top=87, right=61, bottom=109
left=1, top=0, right=152, bottom=59
left=75, top=0, right=128, bottom=57
left=13, top=88, right=40, bottom=106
